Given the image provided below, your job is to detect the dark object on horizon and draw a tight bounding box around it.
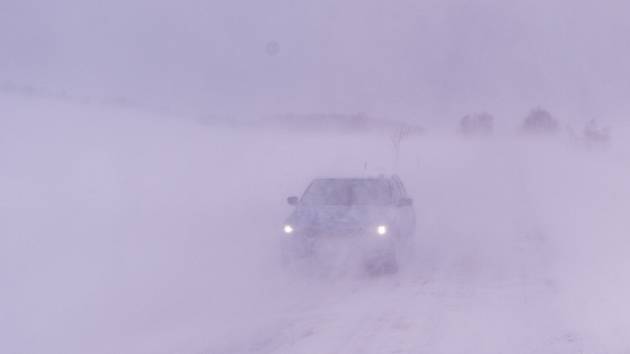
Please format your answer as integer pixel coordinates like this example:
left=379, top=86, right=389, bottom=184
left=459, top=113, right=494, bottom=136
left=269, top=113, right=423, bottom=134
left=583, top=119, right=610, bottom=144
left=522, top=108, right=558, bottom=134
left=266, top=41, right=280, bottom=56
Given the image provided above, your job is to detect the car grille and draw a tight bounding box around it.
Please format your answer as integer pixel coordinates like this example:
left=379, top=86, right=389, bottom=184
left=307, top=227, right=365, bottom=238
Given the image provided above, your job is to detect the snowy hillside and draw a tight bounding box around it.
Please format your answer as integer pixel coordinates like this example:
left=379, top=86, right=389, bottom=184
left=3, top=94, right=630, bottom=354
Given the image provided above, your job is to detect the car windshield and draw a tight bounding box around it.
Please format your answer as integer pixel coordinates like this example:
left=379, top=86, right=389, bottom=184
left=301, top=179, right=392, bottom=206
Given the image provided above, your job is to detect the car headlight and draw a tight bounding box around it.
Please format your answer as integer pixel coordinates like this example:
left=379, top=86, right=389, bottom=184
left=283, top=224, right=294, bottom=235
left=376, top=225, right=387, bottom=236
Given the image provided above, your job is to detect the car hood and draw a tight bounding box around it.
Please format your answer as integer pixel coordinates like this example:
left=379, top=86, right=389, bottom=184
left=286, top=205, right=393, bottom=235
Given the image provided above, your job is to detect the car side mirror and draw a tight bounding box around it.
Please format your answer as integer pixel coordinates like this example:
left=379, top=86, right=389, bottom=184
left=397, top=198, right=413, bottom=207
left=287, top=196, right=299, bottom=206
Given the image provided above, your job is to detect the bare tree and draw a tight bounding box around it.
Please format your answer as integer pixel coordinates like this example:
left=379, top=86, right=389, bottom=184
left=390, top=125, right=413, bottom=170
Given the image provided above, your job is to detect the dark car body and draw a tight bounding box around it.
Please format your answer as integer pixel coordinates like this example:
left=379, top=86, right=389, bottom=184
left=282, top=176, right=415, bottom=272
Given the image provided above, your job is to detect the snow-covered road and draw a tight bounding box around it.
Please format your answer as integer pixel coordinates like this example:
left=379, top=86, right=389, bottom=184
left=206, top=139, right=581, bottom=354
left=3, top=95, right=630, bottom=354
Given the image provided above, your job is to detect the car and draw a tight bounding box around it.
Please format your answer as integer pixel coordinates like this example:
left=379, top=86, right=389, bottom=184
left=281, top=175, right=415, bottom=273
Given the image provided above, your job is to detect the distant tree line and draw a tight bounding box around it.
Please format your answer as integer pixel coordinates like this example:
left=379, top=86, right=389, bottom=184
left=457, top=107, right=610, bottom=144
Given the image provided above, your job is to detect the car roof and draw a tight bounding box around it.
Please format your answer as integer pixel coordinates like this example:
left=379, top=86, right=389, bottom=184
left=304, top=175, right=408, bottom=200
left=314, top=175, right=397, bottom=182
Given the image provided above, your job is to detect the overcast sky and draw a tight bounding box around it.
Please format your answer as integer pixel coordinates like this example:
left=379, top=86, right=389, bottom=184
left=2, top=0, right=630, bottom=121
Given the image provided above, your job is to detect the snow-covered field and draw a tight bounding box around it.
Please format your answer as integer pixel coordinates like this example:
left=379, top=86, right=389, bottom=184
left=3, top=94, right=630, bottom=354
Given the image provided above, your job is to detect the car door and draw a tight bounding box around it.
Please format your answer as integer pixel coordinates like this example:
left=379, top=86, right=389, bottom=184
left=393, top=177, right=416, bottom=238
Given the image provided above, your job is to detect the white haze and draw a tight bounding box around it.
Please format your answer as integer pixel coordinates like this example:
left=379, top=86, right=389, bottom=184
left=2, top=94, right=630, bottom=353
left=3, top=1, right=630, bottom=353
left=3, top=0, right=630, bottom=120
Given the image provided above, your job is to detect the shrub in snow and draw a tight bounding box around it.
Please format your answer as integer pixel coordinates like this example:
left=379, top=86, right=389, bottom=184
left=521, top=108, right=559, bottom=134
left=583, top=119, right=610, bottom=143
left=459, top=113, right=494, bottom=136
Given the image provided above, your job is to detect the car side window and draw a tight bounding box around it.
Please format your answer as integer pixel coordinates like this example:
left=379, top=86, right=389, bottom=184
left=398, top=181, right=407, bottom=198
left=392, top=176, right=407, bottom=198
left=390, top=180, right=402, bottom=202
